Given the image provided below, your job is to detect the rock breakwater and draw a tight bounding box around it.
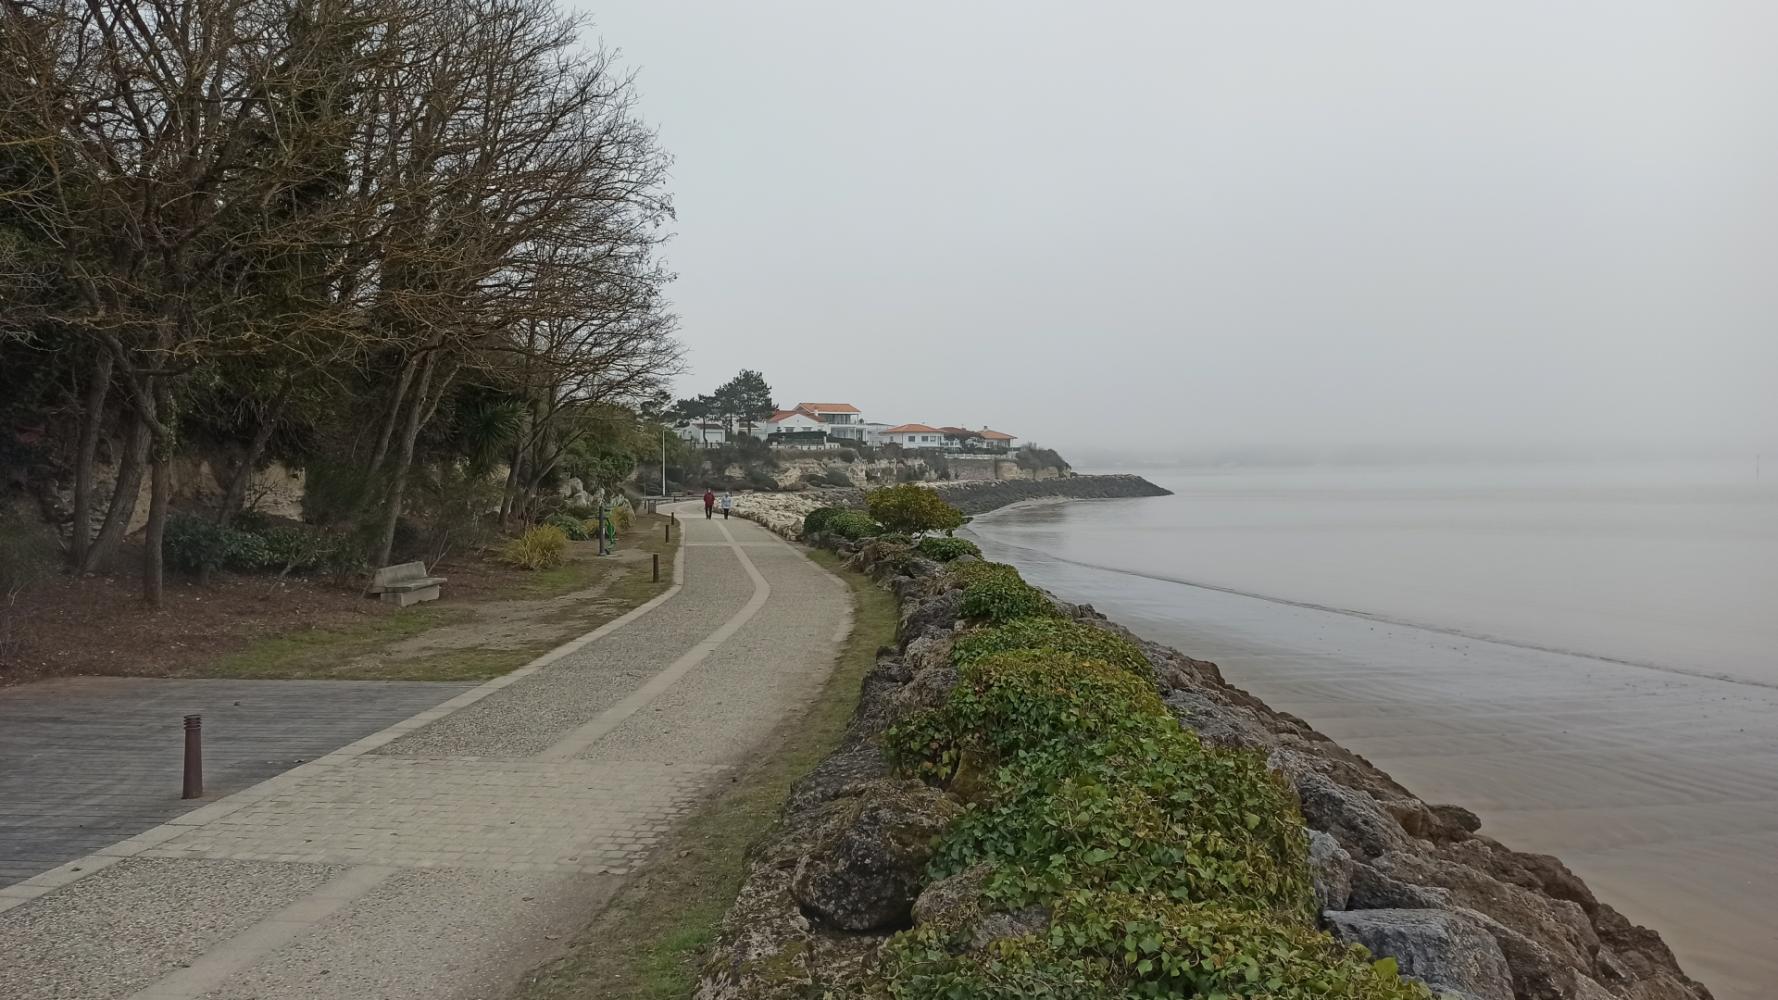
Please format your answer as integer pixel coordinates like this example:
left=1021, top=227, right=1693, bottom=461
left=696, top=523, right=1713, bottom=1000
left=730, top=473, right=1170, bottom=541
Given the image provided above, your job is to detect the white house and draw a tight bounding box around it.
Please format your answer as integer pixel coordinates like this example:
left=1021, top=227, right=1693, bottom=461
left=753, top=406, right=827, bottom=443
left=858, top=421, right=895, bottom=447
left=978, top=427, right=1018, bottom=450
left=675, top=422, right=728, bottom=447
left=796, top=402, right=867, bottom=441
left=880, top=423, right=946, bottom=448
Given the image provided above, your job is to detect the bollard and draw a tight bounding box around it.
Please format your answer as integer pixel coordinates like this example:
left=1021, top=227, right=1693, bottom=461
left=182, top=715, right=203, bottom=799
left=663, top=522, right=670, bottom=543
left=652, top=553, right=660, bottom=582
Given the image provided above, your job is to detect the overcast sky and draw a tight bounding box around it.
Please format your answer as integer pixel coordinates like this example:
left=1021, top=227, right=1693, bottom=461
left=576, top=1, right=1777, bottom=460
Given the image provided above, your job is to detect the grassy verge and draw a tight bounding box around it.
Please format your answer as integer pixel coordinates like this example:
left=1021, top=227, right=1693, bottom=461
left=512, top=546, right=898, bottom=1000
left=198, top=514, right=680, bottom=682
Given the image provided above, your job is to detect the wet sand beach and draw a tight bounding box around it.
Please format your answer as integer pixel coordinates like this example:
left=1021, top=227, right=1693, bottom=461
left=969, top=480, right=1778, bottom=1000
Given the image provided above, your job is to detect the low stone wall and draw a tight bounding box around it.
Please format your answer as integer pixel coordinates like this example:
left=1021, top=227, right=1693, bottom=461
left=694, top=535, right=1711, bottom=1000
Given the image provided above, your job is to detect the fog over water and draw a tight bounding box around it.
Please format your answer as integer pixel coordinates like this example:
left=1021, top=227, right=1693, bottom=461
left=583, top=1, right=1776, bottom=459
left=977, top=460, right=1778, bottom=684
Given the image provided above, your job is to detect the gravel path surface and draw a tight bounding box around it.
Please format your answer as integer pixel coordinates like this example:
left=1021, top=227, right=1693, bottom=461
left=0, top=507, right=852, bottom=1000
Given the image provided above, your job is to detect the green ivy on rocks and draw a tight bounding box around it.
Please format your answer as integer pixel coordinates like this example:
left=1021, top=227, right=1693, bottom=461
left=951, top=562, right=1053, bottom=622
left=952, top=616, right=1150, bottom=676
left=875, top=638, right=1432, bottom=1000
left=916, top=536, right=981, bottom=562
left=878, top=892, right=1431, bottom=1000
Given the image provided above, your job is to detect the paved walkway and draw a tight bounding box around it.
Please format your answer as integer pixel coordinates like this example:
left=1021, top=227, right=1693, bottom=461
left=0, top=678, right=473, bottom=886
left=0, top=508, right=851, bottom=1000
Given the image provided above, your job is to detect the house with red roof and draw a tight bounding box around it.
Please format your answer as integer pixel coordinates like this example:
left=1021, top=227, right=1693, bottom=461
left=795, top=402, right=867, bottom=442
left=879, top=423, right=946, bottom=448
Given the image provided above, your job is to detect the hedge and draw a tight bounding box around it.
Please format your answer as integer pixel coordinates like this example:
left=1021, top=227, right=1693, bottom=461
left=916, top=536, right=980, bottom=562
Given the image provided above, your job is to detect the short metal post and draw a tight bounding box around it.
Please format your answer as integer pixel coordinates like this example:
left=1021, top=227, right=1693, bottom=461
left=182, top=715, right=203, bottom=800
left=663, top=522, right=670, bottom=543
left=652, top=553, right=660, bottom=582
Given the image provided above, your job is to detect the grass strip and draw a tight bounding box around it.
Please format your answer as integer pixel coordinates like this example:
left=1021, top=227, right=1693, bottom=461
left=512, top=547, right=897, bottom=1000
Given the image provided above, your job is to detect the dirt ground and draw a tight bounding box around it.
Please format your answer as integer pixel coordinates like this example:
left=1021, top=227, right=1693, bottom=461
left=0, top=516, right=676, bottom=687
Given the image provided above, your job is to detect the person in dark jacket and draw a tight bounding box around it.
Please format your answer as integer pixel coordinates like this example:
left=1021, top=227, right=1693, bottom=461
left=703, top=489, right=716, bottom=519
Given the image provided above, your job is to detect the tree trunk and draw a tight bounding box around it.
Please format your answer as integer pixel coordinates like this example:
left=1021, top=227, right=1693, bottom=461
left=143, top=441, right=170, bottom=606
left=70, top=351, right=115, bottom=567
left=356, top=355, right=418, bottom=514
left=217, top=384, right=290, bottom=528
left=82, top=414, right=148, bottom=574
left=498, top=443, right=522, bottom=524
left=371, top=353, right=437, bottom=569
left=141, top=379, right=174, bottom=606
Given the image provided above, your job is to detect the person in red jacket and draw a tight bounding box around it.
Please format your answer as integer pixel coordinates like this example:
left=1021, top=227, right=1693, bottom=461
left=703, top=489, right=716, bottom=519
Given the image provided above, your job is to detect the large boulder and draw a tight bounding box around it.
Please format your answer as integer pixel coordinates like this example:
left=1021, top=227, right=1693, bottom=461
left=1325, top=908, right=1514, bottom=1000
left=1308, top=831, right=1356, bottom=911
left=791, top=780, right=962, bottom=931
left=1270, top=750, right=1414, bottom=859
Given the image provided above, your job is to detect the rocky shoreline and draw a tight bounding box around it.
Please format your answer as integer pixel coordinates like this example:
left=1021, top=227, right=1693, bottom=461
left=697, top=512, right=1713, bottom=1000
left=732, top=473, right=1170, bottom=540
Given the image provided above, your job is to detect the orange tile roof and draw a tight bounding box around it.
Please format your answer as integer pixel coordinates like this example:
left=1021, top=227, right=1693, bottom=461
left=796, top=402, right=860, bottom=414
left=767, top=406, right=820, bottom=422
left=883, top=423, right=942, bottom=434
left=978, top=427, right=1016, bottom=440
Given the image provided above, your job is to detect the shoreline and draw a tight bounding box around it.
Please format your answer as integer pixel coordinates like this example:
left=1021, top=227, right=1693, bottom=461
left=968, top=503, right=1772, bottom=1000
left=703, top=508, right=1717, bottom=1000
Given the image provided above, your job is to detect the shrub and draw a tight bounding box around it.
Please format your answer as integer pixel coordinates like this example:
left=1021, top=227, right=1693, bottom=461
left=916, top=536, right=980, bottom=562
left=820, top=468, right=855, bottom=487
left=836, top=448, right=857, bottom=463
left=958, top=572, right=1050, bottom=622
left=866, top=483, right=964, bottom=536
left=543, top=513, right=593, bottom=541
left=823, top=510, right=882, bottom=540
left=886, top=650, right=1163, bottom=783
left=163, top=514, right=270, bottom=576
left=498, top=525, right=568, bottom=570
left=802, top=507, right=843, bottom=535
left=946, top=560, right=1022, bottom=587
left=952, top=616, right=1149, bottom=676
left=612, top=505, right=634, bottom=531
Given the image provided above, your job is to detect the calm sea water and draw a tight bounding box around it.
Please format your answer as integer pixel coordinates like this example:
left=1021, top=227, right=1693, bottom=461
left=967, top=461, right=1778, bottom=686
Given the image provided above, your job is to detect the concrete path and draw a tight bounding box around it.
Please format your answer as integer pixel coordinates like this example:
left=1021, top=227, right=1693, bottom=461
left=0, top=508, right=851, bottom=1000
left=0, top=678, right=473, bottom=886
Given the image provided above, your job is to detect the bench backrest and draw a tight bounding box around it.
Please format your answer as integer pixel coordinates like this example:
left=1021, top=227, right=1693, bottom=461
left=372, top=561, right=428, bottom=587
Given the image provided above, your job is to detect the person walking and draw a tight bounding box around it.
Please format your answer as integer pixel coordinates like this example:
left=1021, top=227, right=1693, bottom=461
left=719, top=491, right=734, bottom=520
left=703, top=489, right=716, bottom=519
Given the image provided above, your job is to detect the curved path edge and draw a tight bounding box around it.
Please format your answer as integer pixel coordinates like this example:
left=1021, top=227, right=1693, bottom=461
left=0, top=533, right=692, bottom=916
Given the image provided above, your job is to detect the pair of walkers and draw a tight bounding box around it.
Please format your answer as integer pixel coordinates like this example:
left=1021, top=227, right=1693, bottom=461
left=702, top=489, right=733, bottom=519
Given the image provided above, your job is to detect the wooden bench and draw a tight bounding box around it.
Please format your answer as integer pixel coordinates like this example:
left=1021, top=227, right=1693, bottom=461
left=367, top=561, right=446, bottom=607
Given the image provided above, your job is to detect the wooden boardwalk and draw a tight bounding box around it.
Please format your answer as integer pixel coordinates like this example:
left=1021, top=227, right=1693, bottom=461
left=0, top=677, right=471, bottom=885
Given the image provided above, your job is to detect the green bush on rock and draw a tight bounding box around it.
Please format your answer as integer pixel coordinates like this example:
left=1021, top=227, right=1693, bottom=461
left=824, top=510, right=883, bottom=540
left=952, top=616, right=1149, bottom=676
left=958, top=572, right=1051, bottom=622
left=879, top=892, right=1432, bottom=1000
left=916, top=536, right=980, bottom=562
left=802, top=507, right=843, bottom=536
left=866, top=483, right=966, bottom=536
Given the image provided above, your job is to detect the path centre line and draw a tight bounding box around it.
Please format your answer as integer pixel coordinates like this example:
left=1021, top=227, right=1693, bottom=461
left=536, top=516, right=772, bottom=761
